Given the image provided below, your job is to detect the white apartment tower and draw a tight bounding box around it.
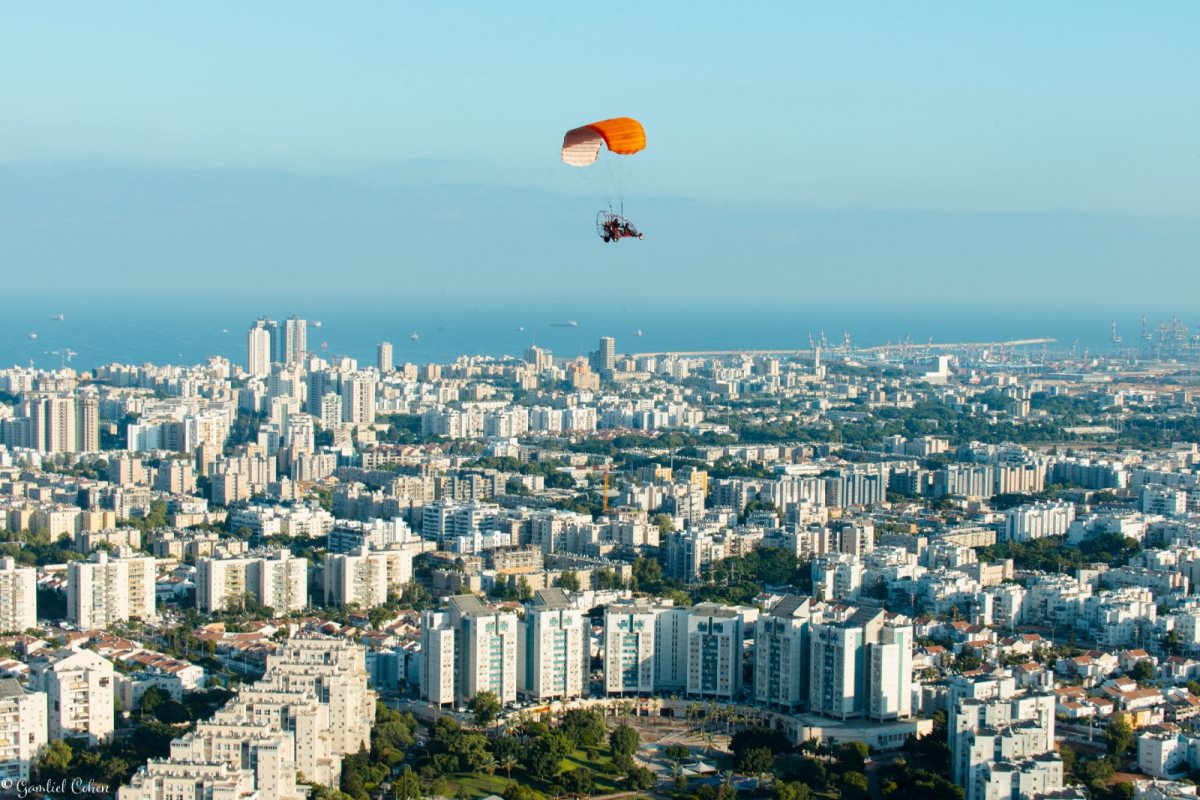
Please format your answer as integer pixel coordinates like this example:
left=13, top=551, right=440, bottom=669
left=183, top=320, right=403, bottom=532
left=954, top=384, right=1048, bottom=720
left=67, top=549, right=157, bottom=629
left=518, top=588, right=587, bottom=702
left=421, top=595, right=518, bottom=706
left=248, top=320, right=274, bottom=378
left=196, top=550, right=308, bottom=614
left=949, top=674, right=1060, bottom=800
left=603, top=602, right=658, bottom=694
left=809, top=606, right=914, bottom=721
left=377, top=341, right=394, bottom=373
left=323, top=546, right=412, bottom=607
left=340, top=373, right=376, bottom=425
left=754, top=595, right=811, bottom=710
left=29, top=648, right=115, bottom=745
left=0, top=678, right=47, bottom=782
left=284, top=316, right=307, bottom=366
left=0, top=557, right=37, bottom=633
left=686, top=604, right=744, bottom=699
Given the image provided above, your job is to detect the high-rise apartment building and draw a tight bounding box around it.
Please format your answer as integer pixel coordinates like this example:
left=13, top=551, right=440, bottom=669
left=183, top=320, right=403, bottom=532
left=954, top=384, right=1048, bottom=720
left=248, top=320, right=274, bottom=377
left=29, top=648, right=115, bottom=745
left=0, top=557, right=37, bottom=633
left=809, top=605, right=914, bottom=721
left=67, top=549, right=157, bottom=630
left=949, top=673, right=1060, bottom=800
left=323, top=546, right=412, bottom=607
left=284, top=316, right=307, bottom=366
left=377, top=341, right=393, bottom=373
left=518, top=588, right=587, bottom=702
left=196, top=550, right=308, bottom=613
left=754, top=595, right=811, bottom=710
left=603, top=602, right=658, bottom=694
left=121, top=638, right=373, bottom=800
left=340, top=373, right=376, bottom=425
left=421, top=595, right=518, bottom=706
left=0, top=677, right=47, bottom=782
left=686, top=604, right=743, bottom=699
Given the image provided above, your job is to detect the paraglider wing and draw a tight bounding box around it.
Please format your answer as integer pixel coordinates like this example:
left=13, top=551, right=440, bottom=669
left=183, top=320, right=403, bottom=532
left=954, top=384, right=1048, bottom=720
left=561, top=117, right=646, bottom=166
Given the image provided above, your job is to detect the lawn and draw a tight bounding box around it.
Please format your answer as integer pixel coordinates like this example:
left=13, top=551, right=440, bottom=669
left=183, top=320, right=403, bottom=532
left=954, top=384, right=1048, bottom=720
left=441, top=745, right=625, bottom=798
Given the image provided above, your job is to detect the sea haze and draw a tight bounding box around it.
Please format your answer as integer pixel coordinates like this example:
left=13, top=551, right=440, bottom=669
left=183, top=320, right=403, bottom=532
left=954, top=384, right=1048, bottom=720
left=0, top=294, right=1174, bottom=372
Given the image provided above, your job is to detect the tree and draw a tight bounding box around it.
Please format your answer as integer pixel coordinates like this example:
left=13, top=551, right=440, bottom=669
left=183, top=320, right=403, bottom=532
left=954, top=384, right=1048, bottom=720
left=836, top=741, right=870, bottom=773
left=1105, top=714, right=1134, bottom=758
left=561, top=767, right=595, bottom=796
left=37, top=738, right=73, bottom=779
left=503, top=784, right=538, bottom=800
left=737, top=746, right=775, bottom=778
left=626, top=766, right=657, bottom=791
left=557, top=570, right=580, bottom=591
left=393, top=767, right=421, bottom=800
left=560, top=708, right=605, bottom=750
left=776, top=782, right=811, bottom=800
left=841, top=771, right=869, bottom=800
left=469, top=691, right=503, bottom=728
left=1130, top=659, right=1154, bottom=683
left=610, top=723, right=640, bottom=757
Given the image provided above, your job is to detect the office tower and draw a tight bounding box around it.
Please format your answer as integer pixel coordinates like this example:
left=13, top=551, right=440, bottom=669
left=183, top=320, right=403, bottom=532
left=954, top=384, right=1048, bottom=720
left=340, top=373, right=376, bottom=425
left=29, top=649, right=115, bottom=745
left=686, top=604, right=743, bottom=699
left=754, top=595, right=811, bottom=710
left=809, top=605, right=914, bottom=721
left=518, top=588, right=587, bottom=702
left=0, top=678, right=47, bottom=782
left=284, top=316, right=306, bottom=366
left=248, top=320, right=273, bottom=377
left=377, top=341, right=393, bottom=373
left=0, top=557, right=37, bottom=633
left=67, top=550, right=157, bottom=629
left=421, top=595, right=518, bottom=706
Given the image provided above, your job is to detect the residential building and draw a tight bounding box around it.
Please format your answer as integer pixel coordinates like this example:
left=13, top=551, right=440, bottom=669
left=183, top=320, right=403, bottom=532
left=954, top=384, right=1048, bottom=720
left=0, top=557, right=37, bottom=633
left=0, top=677, right=47, bottom=781
left=29, top=648, right=115, bottom=745
left=67, top=549, right=156, bottom=629
left=421, top=595, right=518, bottom=706
left=518, top=588, right=587, bottom=702
left=754, top=595, right=811, bottom=710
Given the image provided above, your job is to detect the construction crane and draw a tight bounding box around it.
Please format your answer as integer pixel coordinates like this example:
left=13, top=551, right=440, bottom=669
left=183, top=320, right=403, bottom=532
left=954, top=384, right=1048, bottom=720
left=50, top=349, right=77, bottom=369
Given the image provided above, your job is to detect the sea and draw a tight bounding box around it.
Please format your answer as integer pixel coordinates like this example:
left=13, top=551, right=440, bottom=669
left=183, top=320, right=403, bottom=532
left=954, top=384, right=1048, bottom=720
left=0, top=294, right=1189, bottom=372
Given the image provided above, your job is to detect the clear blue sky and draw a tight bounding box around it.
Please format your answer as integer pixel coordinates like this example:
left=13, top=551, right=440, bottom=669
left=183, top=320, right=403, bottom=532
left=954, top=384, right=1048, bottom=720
left=1, top=3, right=1197, bottom=305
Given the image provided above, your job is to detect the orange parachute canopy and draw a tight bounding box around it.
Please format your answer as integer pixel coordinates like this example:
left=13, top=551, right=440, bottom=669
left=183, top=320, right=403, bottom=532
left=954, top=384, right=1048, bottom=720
left=561, top=117, right=646, bottom=167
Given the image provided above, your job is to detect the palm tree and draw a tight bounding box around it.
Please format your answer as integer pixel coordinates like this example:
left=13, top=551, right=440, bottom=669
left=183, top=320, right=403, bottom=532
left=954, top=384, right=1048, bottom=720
left=483, top=755, right=498, bottom=793
left=703, top=731, right=716, bottom=758
left=500, top=753, right=518, bottom=785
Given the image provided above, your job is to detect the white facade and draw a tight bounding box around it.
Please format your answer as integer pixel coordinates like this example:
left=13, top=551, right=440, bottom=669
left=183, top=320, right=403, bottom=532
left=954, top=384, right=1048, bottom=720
left=196, top=550, right=308, bottom=613
left=67, top=550, right=157, bottom=629
left=29, top=648, right=115, bottom=745
left=0, top=678, right=47, bottom=782
left=0, top=557, right=37, bottom=633
left=604, top=603, right=658, bottom=694
left=754, top=595, right=811, bottom=710
left=518, top=588, right=587, bottom=702
left=686, top=604, right=744, bottom=699
left=420, top=595, right=518, bottom=706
